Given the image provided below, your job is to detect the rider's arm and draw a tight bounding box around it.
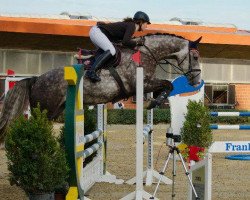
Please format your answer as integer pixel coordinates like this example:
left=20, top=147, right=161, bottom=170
left=122, top=23, right=137, bottom=48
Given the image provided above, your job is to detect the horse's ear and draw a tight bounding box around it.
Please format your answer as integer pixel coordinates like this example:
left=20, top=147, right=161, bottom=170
left=189, top=36, right=202, bottom=49
left=194, top=36, right=202, bottom=44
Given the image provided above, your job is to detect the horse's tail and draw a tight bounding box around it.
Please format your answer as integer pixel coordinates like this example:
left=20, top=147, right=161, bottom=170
left=0, top=77, right=36, bottom=144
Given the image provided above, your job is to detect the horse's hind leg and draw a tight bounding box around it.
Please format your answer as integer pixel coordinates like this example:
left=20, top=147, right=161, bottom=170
left=48, top=101, right=65, bottom=120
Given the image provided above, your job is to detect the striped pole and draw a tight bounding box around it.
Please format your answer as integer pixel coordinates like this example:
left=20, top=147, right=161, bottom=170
left=210, top=112, right=250, bottom=130
left=210, top=112, right=250, bottom=117
left=83, top=130, right=102, bottom=144
left=210, top=125, right=250, bottom=130
left=77, top=142, right=103, bottom=159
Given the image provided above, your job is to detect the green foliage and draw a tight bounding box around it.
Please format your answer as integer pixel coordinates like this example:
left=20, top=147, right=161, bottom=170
left=107, top=109, right=136, bottom=124
left=181, top=100, right=213, bottom=148
left=53, top=107, right=249, bottom=125
left=152, top=109, right=171, bottom=124
left=5, top=105, right=69, bottom=194
left=84, top=106, right=97, bottom=134
left=107, top=108, right=171, bottom=124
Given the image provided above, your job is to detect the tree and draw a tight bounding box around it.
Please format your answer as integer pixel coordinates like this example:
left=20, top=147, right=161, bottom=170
left=181, top=100, right=212, bottom=148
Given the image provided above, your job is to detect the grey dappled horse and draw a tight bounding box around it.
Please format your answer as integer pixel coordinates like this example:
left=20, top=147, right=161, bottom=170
left=0, top=33, right=202, bottom=143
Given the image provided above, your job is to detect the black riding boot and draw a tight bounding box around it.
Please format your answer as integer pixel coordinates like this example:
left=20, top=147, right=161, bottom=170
left=85, top=50, right=112, bottom=82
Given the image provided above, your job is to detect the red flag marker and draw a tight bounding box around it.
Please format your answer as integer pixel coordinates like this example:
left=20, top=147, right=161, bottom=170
left=132, top=51, right=141, bottom=65
left=7, top=69, right=15, bottom=76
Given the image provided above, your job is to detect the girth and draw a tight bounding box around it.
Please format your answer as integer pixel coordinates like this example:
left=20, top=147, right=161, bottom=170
left=107, top=66, right=129, bottom=103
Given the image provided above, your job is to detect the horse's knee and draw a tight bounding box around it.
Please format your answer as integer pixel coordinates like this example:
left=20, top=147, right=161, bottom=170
left=168, top=82, right=173, bottom=91
left=163, top=80, right=173, bottom=91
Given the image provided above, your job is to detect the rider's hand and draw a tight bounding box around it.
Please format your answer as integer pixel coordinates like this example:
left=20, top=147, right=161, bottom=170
left=136, top=37, right=145, bottom=46
left=134, top=46, right=140, bottom=50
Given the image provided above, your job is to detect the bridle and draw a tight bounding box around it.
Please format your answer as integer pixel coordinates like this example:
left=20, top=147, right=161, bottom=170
left=140, top=39, right=201, bottom=84
left=186, top=48, right=202, bottom=83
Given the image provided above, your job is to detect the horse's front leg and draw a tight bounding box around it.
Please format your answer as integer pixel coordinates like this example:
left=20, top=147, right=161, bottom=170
left=144, top=78, right=173, bottom=109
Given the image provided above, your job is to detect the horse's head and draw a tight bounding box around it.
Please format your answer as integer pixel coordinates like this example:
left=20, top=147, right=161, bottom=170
left=187, top=37, right=202, bottom=85
left=142, top=34, right=202, bottom=86
left=164, top=37, right=202, bottom=86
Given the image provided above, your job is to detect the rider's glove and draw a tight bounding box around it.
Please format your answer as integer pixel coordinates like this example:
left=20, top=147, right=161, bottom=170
left=136, top=37, right=145, bottom=46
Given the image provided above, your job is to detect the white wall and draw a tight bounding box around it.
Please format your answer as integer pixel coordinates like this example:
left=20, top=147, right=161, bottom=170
left=0, top=49, right=250, bottom=84
left=201, top=58, right=250, bottom=83
left=0, top=49, right=74, bottom=76
left=155, top=57, right=250, bottom=84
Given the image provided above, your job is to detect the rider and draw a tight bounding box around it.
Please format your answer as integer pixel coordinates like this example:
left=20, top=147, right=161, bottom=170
left=85, top=11, right=151, bottom=82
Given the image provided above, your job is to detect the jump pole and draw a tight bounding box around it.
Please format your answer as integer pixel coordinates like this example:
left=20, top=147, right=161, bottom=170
left=121, top=66, right=153, bottom=200
left=126, top=92, right=172, bottom=186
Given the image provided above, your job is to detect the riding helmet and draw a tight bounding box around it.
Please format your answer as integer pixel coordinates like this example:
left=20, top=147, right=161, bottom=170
left=133, top=11, right=151, bottom=24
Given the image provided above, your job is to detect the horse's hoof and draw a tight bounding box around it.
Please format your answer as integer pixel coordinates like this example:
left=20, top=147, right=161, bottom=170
left=145, top=99, right=160, bottom=110
left=0, top=142, right=5, bottom=150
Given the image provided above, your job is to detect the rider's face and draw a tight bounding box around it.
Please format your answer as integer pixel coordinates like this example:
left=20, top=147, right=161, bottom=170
left=141, top=22, right=148, bottom=31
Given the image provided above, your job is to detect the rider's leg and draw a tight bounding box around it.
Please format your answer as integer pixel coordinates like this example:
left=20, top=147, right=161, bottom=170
left=86, top=26, right=116, bottom=82
left=86, top=50, right=112, bottom=82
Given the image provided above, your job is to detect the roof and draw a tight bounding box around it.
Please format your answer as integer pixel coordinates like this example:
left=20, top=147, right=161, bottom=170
left=0, top=16, right=250, bottom=59
left=0, top=13, right=70, bottom=20
left=0, top=16, right=250, bottom=45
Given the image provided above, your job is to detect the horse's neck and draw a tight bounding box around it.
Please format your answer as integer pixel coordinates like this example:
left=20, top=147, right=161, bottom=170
left=145, top=36, right=188, bottom=61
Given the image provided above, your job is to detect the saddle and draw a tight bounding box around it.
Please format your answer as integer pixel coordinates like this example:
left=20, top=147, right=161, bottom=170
left=74, top=46, right=129, bottom=101
left=74, top=46, right=121, bottom=69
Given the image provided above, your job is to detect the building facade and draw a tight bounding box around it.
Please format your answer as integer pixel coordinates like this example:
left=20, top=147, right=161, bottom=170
left=0, top=16, right=250, bottom=109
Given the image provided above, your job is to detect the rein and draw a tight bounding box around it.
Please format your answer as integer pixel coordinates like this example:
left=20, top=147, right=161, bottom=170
left=142, top=42, right=201, bottom=84
left=142, top=44, right=185, bottom=75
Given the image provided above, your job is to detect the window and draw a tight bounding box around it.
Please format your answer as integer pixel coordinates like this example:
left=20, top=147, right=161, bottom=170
left=205, top=84, right=235, bottom=109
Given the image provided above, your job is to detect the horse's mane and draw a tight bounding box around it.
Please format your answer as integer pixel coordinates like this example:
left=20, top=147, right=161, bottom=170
left=144, top=32, right=186, bottom=40
left=120, top=32, right=187, bottom=51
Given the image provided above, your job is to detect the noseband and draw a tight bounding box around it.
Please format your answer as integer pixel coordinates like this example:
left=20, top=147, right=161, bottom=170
left=186, top=48, right=201, bottom=82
